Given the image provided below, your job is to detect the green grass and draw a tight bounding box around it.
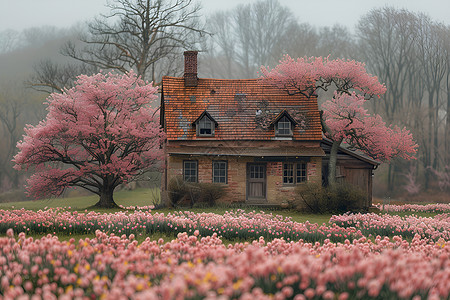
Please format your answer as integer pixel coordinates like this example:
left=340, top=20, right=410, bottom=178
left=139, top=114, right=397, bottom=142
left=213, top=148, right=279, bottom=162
left=0, top=188, right=160, bottom=212
left=0, top=189, right=331, bottom=224
left=154, top=207, right=332, bottom=225
left=0, top=189, right=334, bottom=243
left=1, top=189, right=443, bottom=244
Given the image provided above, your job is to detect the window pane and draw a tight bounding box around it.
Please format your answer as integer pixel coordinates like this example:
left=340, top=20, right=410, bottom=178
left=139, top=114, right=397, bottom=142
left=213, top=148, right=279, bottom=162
left=283, top=163, right=294, bottom=184
left=213, top=161, right=227, bottom=183
left=184, top=161, right=197, bottom=182
left=199, top=116, right=213, bottom=135
left=277, top=116, right=291, bottom=136
left=296, top=163, right=307, bottom=183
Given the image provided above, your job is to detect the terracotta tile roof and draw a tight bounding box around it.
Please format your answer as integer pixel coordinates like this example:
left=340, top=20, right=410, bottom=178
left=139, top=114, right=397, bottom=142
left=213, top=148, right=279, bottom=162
left=161, top=76, right=322, bottom=141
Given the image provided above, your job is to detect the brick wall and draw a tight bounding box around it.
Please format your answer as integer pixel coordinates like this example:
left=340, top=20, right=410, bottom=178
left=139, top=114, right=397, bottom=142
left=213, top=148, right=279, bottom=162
left=165, top=155, right=322, bottom=205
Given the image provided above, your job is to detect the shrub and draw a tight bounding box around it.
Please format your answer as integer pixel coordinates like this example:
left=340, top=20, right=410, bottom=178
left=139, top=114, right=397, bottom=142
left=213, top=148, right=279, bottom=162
left=193, top=183, right=226, bottom=207
left=294, top=182, right=365, bottom=213
left=167, top=177, right=226, bottom=208
left=167, top=176, right=190, bottom=207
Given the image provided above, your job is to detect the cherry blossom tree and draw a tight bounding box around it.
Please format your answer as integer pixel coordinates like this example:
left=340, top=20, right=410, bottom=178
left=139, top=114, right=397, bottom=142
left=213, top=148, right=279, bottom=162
left=261, top=55, right=417, bottom=185
left=13, top=71, right=164, bottom=208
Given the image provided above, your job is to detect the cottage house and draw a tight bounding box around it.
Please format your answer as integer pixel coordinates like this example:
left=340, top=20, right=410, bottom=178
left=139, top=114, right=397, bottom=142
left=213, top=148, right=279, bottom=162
left=160, top=51, right=376, bottom=208
left=160, top=51, right=324, bottom=206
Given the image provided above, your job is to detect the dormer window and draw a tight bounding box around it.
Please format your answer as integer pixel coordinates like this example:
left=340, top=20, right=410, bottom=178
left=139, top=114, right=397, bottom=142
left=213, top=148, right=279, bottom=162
left=193, top=111, right=218, bottom=137
left=276, top=116, right=292, bottom=136
left=199, top=115, right=213, bottom=135
left=272, top=110, right=297, bottom=137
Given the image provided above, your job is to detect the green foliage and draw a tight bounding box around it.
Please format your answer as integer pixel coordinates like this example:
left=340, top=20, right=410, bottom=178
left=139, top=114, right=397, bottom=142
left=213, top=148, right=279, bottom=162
left=167, top=177, right=227, bottom=207
left=294, top=182, right=365, bottom=213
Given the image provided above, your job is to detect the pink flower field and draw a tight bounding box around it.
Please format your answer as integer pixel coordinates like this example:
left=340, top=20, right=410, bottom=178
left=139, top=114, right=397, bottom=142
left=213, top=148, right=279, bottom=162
left=0, top=207, right=449, bottom=299
left=375, top=203, right=450, bottom=213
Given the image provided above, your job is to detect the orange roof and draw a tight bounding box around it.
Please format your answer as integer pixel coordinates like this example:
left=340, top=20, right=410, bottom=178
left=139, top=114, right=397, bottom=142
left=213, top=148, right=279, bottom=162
left=161, top=76, right=322, bottom=141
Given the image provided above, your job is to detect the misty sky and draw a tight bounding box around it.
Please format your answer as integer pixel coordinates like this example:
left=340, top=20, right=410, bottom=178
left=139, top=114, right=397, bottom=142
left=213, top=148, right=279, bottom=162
left=0, top=0, right=449, bottom=32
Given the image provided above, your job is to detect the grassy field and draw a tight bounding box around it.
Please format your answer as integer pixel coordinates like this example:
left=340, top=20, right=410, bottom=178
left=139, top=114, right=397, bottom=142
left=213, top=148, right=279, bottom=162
left=0, top=188, right=334, bottom=244
left=0, top=188, right=332, bottom=224
left=0, top=188, right=159, bottom=212
left=0, top=188, right=443, bottom=244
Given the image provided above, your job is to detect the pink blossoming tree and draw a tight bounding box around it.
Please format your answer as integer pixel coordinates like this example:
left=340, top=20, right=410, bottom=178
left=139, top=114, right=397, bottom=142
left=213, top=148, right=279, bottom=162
left=13, top=71, right=164, bottom=208
left=261, top=55, right=417, bottom=185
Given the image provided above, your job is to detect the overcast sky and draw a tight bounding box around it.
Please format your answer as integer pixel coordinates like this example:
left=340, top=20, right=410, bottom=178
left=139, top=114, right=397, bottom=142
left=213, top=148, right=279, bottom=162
left=0, top=0, right=449, bottom=32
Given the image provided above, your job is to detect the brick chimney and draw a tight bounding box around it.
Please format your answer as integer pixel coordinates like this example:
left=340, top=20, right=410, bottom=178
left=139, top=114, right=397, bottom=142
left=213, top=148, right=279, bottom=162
left=184, top=51, right=198, bottom=87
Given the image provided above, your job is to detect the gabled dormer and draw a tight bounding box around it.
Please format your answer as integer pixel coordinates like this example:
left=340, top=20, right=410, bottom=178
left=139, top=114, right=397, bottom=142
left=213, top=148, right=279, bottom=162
left=271, top=110, right=297, bottom=137
left=192, top=111, right=218, bottom=137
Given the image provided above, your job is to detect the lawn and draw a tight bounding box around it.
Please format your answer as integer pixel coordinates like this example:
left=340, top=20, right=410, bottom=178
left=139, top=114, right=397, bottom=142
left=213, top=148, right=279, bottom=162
left=0, top=188, right=332, bottom=244
left=0, top=188, right=160, bottom=212
left=0, top=188, right=332, bottom=224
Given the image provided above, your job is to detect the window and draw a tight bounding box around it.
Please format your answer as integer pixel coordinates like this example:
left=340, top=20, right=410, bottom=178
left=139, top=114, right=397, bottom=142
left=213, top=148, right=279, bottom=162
left=212, top=160, right=227, bottom=183
left=276, top=116, right=292, bottom=136
left=199, top=116, right=213, bottom=136
left=283, top=162, right=307, bottom=184
left=194, top=111, right=217, bottom=137
left=183, top=160, right=198, bottom=182
left=196, top=115, right=215, bottom=136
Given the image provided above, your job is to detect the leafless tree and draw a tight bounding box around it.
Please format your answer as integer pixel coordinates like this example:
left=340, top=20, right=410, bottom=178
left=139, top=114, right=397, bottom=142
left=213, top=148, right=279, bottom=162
left=415, top=15, right=447, bottom=184
left=357, top=7, right=450, bottom=192
left=206, top=0, right=297, bottom=79
left=202, top=12, right=238, bottom=78
left=444, top=27, right=450, bottom=166
left=357, top=7, right=417, bottom=120
left=0, top=30, right=22, bottom=54
left=317, top=24, right=355, bottom=59
left=357, top=8, right=420, bottom=192
left=27, top=59, right=98, bottom=93
left=273, top=22, right=319, bottom=59
left=61, top=0, right=207, bottom=83
left=0, top=83, right=32, bottom=190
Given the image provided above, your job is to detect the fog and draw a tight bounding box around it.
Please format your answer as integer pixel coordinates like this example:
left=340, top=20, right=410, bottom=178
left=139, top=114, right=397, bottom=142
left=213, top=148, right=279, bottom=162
left=1, top=0, right=449, bottom=31
left=0, top=0, right=449, bottom=201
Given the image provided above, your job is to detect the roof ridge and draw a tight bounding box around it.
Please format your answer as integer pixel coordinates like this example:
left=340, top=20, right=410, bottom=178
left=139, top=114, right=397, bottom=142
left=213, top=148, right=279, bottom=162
left=163, top=76, right=260, bottom=82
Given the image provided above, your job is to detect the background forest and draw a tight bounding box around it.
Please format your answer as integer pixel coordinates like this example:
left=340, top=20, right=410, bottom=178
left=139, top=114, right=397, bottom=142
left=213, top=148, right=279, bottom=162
left=0, top=0, right=449, bottom=202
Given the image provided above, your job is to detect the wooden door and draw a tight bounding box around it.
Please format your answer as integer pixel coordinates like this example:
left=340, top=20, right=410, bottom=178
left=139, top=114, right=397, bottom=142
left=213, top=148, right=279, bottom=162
left=247, top=163, right=267, bottom=202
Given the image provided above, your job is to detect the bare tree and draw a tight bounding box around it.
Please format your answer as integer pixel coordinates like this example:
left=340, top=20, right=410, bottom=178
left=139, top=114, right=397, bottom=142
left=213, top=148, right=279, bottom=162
left=61, top=0, right=207, bottom=82
left=415, top=15, right=447, bottom=185
left=444, top=26, right=450, bottom=166
left=205, top=0, right=297, bottom=79
left=273, top=22, right=319, bottom=59
left=27, top=59, right=98, bottom=94
left=357, top=8, right=420, bottom=192
left=0, top=83, right=34, bottom=191
left=357, top=7, right=450, bottom=193
left=0, top=30, right=22, bottom=54
left=357, top=7, right=417, bottom=120
left=317, top=24, right=355, bottom=59
left=203, top=11, right=238, bottom=78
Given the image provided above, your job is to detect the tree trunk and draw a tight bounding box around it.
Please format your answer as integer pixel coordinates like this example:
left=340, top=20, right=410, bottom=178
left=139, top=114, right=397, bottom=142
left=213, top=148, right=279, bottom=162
left=446, top=72, right=450, bottom=166
left=327, top=139, right=342, bottom=186
left=446, top=98, right=450, bottom=166
left=387, top=163, right=393, bottom=192
left=433, top=89, right=440, bottom=169
left=94, top=187, right=119, bottom=208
